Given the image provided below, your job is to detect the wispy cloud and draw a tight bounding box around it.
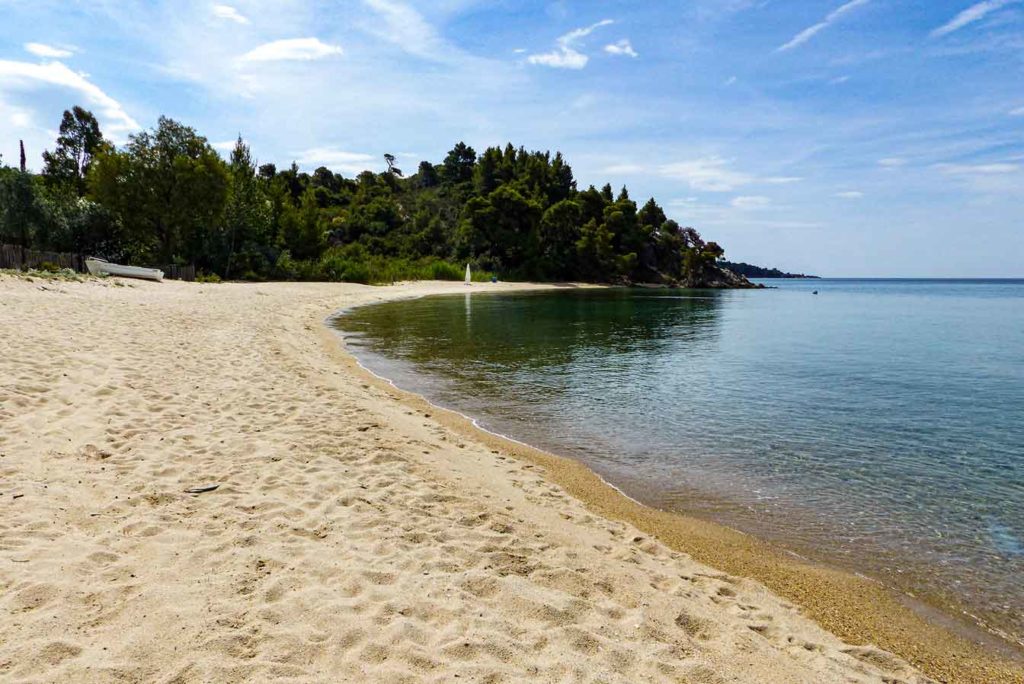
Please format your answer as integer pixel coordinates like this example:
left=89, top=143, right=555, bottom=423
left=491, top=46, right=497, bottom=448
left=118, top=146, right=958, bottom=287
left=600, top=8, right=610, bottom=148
left=2, top=101, right=35, bottom=130
left=361, top=0, right=450, bottom=60
left=835, top=190, right=864, bottom=198
left=659, top=156, right=753, bottom=192
left=296, top=147, right=377, bottom=174
left=731, top=195, right=772, bottom=209
left=212, top=140, right=238, bottom=153
left=0, top=59, right=139, bottom=140
left=528, top=19, right=613, bottom=69
left=604, top=163, right=645, bottom=174
left=933, top=160, right=1022, bottom=195
left=604, top=39, right=638, bottom=58
left=878, top=157, right=907, bottom=167
left=778, top=0, right=871, bottom=52
left=240, top=38, right=343, bottom=62
left=24, top=43, right=74, bottom=59
left=931, top=0, right=1021, bottom=38
left=935, top=161, right=1019, bottom=175
left=1010, top=106, right=1024, bottom=116
left=212, top=4, right=249, bottom=25
left=610, top=157, right=801, bottom=192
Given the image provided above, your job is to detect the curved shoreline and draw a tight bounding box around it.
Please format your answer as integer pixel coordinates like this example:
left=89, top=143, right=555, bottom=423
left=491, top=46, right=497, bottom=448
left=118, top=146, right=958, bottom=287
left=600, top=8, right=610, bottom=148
left=323, top=288, right=1024, bottom=684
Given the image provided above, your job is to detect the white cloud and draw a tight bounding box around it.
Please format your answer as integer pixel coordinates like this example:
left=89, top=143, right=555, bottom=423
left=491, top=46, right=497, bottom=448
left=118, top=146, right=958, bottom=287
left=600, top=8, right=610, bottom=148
left=618, top=157, right=803, bottom=192
left=667, top=197, right=700, bottom=207
left=241, top=38, right=343, bottom=62
left=10, top=110, right=33, bottom=128
left=296, top=147, right=377, bottom=174
left=829, top=75, right=850, bottom=84
left=604, top=163, right=645, bottom=174
left=0, top=59, right=139, bottom=140
left=724, top=76, right=738, bottom=86
left=935, top=162, right=1019, bottom=175
left=835, top=190, right=864, bottom=198
left=1009, top=106, right=1024, bottom=116
left=665, top=196, right=822, bottom=230
left=933, top=160, right=1022, bottom=195
left=25, top=43, right=74, bottom=59
left=528, top=19, right=613, bottom=70
left=3, top=101, right=35, bottom=130
left=778, top=0, right=871, bottom=52
left=212, top=4, right=249, bottom=25
left=361, top=0, right=461, bottom=61
left=528, top=49, right=588, bottom=69
left=731, top=195, right=772, bottom=209
left=604, top=39, right=638, bottom=58
left=659, top=156, right=753, bottom=192
left=878, top=157, right=906, bottom=167
left=212, top=139, right=238, bottom=152
left=931, top=0, right=1020, bottom=38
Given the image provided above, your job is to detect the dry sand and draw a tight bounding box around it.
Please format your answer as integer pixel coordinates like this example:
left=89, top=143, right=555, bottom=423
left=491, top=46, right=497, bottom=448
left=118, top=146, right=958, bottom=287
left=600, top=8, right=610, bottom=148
left=0, top=276, right=1015, bottom=682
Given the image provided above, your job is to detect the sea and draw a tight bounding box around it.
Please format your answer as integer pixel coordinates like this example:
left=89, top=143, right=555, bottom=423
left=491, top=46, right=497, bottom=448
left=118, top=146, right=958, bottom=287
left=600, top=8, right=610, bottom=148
left=335, top=279, right=1024, bottom=647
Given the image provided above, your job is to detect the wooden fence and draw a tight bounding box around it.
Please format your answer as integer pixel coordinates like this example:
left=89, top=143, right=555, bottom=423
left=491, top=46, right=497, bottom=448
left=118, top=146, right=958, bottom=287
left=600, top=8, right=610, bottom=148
left=163, top=264, right=196, bottom=281
left=0, top=243, right=196, bottom=281
left=0, top=243, right=86, bottom=272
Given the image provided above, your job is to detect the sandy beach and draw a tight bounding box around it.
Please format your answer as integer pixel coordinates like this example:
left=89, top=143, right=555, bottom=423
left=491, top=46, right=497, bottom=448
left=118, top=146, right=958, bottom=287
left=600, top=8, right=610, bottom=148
left=0, top=276, right=1018, bottom=683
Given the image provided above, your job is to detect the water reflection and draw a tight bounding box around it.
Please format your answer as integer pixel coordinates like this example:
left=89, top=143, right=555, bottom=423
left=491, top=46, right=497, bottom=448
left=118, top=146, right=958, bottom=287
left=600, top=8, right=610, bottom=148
left=344, top=289, right=729, bottom=382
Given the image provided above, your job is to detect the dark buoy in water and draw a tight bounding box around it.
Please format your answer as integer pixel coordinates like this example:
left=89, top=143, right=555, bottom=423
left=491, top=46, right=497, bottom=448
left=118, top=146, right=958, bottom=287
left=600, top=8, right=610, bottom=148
left=812, top=290, right=818, bottom=295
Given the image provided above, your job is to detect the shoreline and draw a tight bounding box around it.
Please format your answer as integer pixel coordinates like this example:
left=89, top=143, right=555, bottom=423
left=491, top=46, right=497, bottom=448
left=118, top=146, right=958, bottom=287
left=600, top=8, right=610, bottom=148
left=328, top=287, right=1024, bottom=683
left=0, top=275, right=1018, bottom=682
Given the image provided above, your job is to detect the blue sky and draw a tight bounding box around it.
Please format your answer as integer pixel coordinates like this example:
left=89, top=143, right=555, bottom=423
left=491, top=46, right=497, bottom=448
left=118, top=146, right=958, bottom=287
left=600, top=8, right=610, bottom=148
left=1, top=0, right=1022, bottom=276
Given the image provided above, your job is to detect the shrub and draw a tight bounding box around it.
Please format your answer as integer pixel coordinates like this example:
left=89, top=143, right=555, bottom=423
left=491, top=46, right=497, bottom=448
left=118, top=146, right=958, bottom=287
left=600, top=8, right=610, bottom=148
left=426, top=260, right=463, bottom=281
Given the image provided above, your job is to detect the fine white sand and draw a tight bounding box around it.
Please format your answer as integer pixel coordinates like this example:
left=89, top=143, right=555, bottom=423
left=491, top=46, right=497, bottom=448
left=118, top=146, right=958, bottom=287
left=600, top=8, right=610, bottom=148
left=0, top=276, right=932, bottom=683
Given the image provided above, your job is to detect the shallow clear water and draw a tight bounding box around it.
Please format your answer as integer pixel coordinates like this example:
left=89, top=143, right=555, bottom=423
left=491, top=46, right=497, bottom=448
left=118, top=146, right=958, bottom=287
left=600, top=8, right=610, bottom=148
left=336, top=280, right=1024, bottom=645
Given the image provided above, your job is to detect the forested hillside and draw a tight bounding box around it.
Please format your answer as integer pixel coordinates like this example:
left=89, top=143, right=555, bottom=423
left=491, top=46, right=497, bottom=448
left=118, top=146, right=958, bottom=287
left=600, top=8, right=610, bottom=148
left=1, top=107, right=751, bottom=286
left=719, top=261, right=818, bottom=279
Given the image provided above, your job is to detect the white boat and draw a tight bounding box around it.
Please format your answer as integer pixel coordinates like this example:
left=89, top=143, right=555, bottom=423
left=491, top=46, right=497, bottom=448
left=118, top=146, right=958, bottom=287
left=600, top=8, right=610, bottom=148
left=85, top=257, right=164, bottom=282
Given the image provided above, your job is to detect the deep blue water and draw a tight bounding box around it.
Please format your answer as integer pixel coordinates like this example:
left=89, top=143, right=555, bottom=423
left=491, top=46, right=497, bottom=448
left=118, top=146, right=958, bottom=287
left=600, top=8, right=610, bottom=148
left=337, top=279, right=1024, bottom=645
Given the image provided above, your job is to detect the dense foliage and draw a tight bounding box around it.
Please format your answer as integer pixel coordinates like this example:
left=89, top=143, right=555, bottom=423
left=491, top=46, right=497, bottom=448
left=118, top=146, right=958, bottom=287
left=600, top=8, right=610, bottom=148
left=719, top=261, right=818, bottom=279
left=2, top=107, right=739, bottom=285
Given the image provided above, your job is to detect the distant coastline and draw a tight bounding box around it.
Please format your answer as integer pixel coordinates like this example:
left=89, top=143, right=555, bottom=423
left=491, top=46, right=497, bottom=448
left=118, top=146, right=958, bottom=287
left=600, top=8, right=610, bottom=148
left=720, top=260, right=820, bottom=279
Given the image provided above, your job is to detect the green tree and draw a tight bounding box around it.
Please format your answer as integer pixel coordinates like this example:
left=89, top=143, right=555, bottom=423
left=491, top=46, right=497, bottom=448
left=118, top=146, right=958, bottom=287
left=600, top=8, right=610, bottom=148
left=474, top=147, right=501, bottom=195
left=415, top=161, right=439, bottom=188
left=576, top=218, right=616, bottom=281
left=440, top=142, right=476, bottom=186
left=637, top=198, right=667, bottom=232
left=0, top=166, right=43, bottom=252
left=223, top=136, right=270, bottom=278
left=539, top=199, right=582, bottom=277
left=88, top=116, right=229, bottom=266
left=42, top=106, right=106, bottom=195
left=281, top=187, right=325, bottom=260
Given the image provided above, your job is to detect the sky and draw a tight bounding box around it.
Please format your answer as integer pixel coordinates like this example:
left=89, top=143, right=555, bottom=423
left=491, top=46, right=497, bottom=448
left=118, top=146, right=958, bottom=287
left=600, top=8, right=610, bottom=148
left=1, top=0, right=1022, bottom=277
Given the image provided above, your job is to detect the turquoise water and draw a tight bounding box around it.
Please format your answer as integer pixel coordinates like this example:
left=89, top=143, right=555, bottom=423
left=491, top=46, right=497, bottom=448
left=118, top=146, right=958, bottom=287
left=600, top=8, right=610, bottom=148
left=337, top=280, right=1024, bottom=646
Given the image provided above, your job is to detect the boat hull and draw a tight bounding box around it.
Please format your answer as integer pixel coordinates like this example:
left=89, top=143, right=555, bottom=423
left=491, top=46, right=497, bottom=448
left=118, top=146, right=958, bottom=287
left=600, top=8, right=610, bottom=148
left=85, top=258, right=164, bottom=282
